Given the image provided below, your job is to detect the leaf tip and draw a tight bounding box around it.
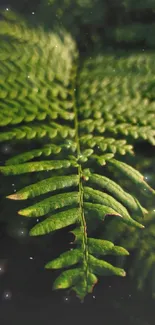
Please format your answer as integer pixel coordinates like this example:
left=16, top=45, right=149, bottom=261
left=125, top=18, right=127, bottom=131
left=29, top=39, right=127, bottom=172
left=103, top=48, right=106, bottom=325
left=18, top=209, right=28, bottom=216
left=6, top=194, right=19, bottom=200
left=122, top=270, right=126, bottom=277
left=6, top=193, right=27, bottom=200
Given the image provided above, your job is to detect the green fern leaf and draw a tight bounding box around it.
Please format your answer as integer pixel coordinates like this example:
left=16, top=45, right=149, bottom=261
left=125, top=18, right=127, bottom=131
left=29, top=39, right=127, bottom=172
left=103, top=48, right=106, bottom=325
left=7, top=175, right=79, bottom=200
left=30, top=208, right=80, bottom=236
left=0, top=11, right=155, bottom=300
left=19, top=192, right=79, bottom=217
left=108, top=159, right=155, bottom=195
left=83, top=170, right=147, bottom=216
left=84, top=187, right=144, bottom=228
left=0, top=160, right=73, bottom=175
left=45, top=249, right=82, bottom=269
left=87, top=238, right=129, bottom=256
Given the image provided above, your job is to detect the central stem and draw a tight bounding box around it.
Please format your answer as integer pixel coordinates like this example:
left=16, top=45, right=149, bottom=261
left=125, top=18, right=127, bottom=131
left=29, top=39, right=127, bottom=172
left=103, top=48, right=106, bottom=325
left=72, top=62, right=89, bottom=289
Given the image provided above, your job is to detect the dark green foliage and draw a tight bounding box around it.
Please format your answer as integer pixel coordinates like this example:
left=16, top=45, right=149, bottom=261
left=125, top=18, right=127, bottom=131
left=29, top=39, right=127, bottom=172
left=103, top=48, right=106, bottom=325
left=102, top=157, right=155, bottom=299
left=0, top=9, right=155, bottom=300
left=103, top=209, right=155, bottom=299
left=37, top=0, right=106, bottom=35
left=37, top=0, right=155, bottom=49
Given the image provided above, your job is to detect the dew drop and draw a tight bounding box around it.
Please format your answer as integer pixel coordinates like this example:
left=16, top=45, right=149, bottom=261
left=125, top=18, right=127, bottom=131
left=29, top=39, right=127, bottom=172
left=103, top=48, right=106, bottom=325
left=2, top=290, right=12, bottom=301
left=63, top=295, right=71, bottom=303
left=17, top=228, right=28, bottom=238
left=144, top=174, right=151, bottom=181
left=1, top=144, right=12, bottom=154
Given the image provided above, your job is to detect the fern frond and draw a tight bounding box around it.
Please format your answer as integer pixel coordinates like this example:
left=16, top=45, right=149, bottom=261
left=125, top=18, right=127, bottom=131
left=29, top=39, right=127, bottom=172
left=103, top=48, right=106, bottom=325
left=5, top=141, right=77, bottom=165
left=83, top=169, right=147, bottom=216
left=0, top=11, right=155, bottom=300
left=109, top=23, right=155, bottom=48
left=104, top=210, right=155, bottom=299
left=0, top=122, right=75, bottom=142
left=78, top=54, right=155, bottom=145
left=122, top=0, right=155, bottom=9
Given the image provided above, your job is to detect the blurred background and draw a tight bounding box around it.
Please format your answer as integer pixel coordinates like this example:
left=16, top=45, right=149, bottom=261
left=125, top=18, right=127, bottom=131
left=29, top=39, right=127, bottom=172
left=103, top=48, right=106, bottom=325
left=1, top=0, right=155, bottom=51
left=0, top=1, right=155, bottom=324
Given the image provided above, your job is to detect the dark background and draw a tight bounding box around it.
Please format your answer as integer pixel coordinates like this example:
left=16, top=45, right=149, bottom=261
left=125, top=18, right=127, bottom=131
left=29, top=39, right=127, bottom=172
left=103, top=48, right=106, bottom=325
left=0, top=1, right=155, bottom=324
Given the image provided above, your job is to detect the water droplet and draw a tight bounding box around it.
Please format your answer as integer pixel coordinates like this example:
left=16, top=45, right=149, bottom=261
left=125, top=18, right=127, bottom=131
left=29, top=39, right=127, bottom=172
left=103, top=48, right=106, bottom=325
left=17, top=228, right=28, bottom=238
left=1, top=144, right=12, bottom=154
left=6, top=8, right=9, bottom=11
left=32, top=12, right=35, bottom=15
left=63, top=295, right=71, bottom=303
left=2, top=290, right=12, bottom=301
left=36, top=219, right=39, bottom=222
left=7, top=225, right=28, bottom=240
left=144, top=174, right=151, bottom=181
left=29, top=257, right=34, bottom=260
